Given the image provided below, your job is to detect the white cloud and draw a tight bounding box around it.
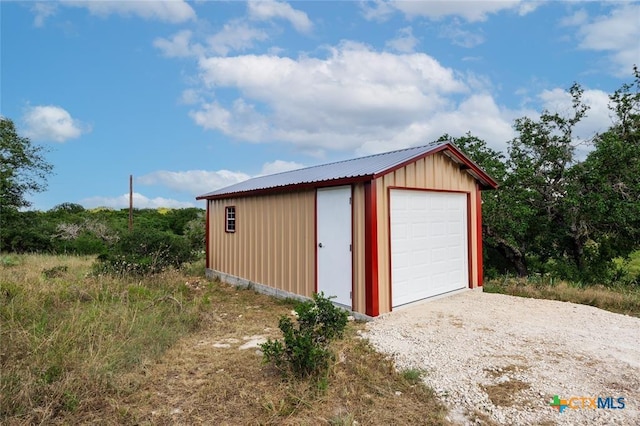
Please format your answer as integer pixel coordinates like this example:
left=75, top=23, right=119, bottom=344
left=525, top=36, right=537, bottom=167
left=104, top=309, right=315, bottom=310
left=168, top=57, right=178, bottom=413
left=248, top=0, right=313, bottom=33
left=439, top=21, right=485, bottom=48
left=138, top=169, right=251, bottom=196
left=22, top=105, right=90, bottom=142
left=190, top=99, right=269, bottom=142
left=31, top=2, right=58, bottom=27
left=154, top=22, right=269, bottom=59
left=538, top=87, right=614, bottom=144
left=391, top=0, right=536, bottom=22
left=179, top=89, right=202, bottom=105
left=386, top=27, right=419, bottom=53
left=80, top=193, right=195, bottom=209
left=190, top=42, right=519, bottom=154
left=61, top=0, right=196, bottom=23
left=356, top=93, right=518, bottom=155
left=260, top=160, right=304, bottom=175
left=559, top=9, right=588, bottom=28
left=360, top=0, right=396, bottom=22
left=135, top=161, right=305, bottom=199
left=207, top=20, right=269, bottom=56
left=154, top=30, right=204, bottom=58
left=566, top=4, right=640, bottom=76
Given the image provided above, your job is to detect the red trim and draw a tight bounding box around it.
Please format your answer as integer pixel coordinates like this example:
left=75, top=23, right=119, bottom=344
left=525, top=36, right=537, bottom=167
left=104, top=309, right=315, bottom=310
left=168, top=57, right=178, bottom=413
left=196, top=143, right=498, bottom=202
left=364, top=180, right=379, bottom=317
left=476, top=184, right=484, bottom=287
left=197, top=176, right=372, bottom=200
left=466, top=193, right=473, bottom=288
left=314, top=191, right=318, bottom=294
left=205, top=201, right=210, bottom=270
left=350, top=185, right=355, bottom=310
left=224, top=205, right=236, bottom=233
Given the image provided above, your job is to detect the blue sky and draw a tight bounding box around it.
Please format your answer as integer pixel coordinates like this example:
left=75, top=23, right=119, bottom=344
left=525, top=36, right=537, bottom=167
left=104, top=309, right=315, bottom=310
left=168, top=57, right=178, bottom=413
left=2, top=1, right=639, bottom=210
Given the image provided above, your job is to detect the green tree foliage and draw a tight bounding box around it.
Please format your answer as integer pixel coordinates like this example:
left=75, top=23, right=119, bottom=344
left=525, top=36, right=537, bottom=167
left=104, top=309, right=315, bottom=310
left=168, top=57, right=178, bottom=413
left=93, top=228, right=195, bottom=276
left=0, top=118, right=53, bottom=210
left=565, top=66, right=640, bottom=281
left=452, top=68, right=639, bottom=283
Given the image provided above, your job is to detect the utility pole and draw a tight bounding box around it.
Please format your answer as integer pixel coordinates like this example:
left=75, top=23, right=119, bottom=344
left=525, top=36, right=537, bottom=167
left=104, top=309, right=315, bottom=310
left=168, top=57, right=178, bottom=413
left=129, top=174, right=133, bottom=231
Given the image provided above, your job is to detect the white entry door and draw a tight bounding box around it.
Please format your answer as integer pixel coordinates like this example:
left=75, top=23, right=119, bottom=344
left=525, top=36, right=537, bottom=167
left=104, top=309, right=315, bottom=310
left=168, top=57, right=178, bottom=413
left=317, top=186, right=352, bottom=307
left=390, top=189, right=468, bottom=307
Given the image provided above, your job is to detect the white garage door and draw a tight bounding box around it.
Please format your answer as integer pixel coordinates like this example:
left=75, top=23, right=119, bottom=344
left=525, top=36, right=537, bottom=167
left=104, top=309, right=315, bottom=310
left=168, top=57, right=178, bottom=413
left=390, top=189, right=468, bottom=307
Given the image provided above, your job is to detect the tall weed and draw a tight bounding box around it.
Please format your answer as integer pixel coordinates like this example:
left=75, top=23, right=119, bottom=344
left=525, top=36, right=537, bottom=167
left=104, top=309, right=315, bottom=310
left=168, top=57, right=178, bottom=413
left=0, top=254, right=208, bottom=423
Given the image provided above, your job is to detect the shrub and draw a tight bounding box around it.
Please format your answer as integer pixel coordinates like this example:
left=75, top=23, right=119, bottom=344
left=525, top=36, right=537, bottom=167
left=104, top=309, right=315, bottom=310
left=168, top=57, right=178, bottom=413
left=92, top=229, right=194, bottom=276
left=260, top=292, right=348, bottom=379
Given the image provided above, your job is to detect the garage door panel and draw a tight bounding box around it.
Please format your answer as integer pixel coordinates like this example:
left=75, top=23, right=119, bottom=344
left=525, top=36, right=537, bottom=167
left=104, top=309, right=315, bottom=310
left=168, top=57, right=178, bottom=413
left=390, top=189, right=468, bottom=308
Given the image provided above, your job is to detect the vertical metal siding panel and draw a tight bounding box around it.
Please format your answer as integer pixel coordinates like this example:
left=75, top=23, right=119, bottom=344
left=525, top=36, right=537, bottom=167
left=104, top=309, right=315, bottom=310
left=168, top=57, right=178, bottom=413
left=377, top=174, right=394, bottom=314
left=353, top=184, right=366, bottom=314
left=283, top=195, right=291, bottom=292
left=306, top=190, right=315, bottom=297
left=219, top=200, right=227, bottom=273
left=405, top=162, right=415, bottom=187
left=234, top=198, right=241, bottom=277
left=212, top=201, right=217, bottom=270
left=291, top=192, right=298, bottom=295
left=470, top=188, right=479, bottom=285
left=395, top=167, right=405, bottom=187
left=247, top=197, right=254, bottom=281
left=416, top=158, right=426, bottom=188
left=270, top=195, right=278, bottom=289
left=425, top=155, right=435, bottom=187
left=434, top=155, right=444, bottom=189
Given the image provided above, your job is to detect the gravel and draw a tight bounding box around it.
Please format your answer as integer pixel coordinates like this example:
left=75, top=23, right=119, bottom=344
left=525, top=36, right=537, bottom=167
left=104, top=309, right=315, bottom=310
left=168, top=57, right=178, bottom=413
left=362, top=290, right=640, bottom=425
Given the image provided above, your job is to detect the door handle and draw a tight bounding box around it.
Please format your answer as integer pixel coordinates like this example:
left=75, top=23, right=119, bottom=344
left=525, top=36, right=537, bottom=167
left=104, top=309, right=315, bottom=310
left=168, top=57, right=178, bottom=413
left=318, top=243, right=323, bottom=248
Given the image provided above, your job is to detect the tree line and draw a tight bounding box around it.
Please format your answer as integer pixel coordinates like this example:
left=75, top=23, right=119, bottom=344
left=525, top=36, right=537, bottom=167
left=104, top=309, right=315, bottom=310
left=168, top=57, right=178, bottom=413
left=448, top=67, right=639, bottom=285
left=1, top=68, right=638, bottom=284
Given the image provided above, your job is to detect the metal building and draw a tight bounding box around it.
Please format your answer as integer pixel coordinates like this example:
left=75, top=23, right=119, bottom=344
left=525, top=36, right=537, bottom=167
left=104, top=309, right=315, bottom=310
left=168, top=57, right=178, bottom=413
left=197, top=142, right=498, bottom=317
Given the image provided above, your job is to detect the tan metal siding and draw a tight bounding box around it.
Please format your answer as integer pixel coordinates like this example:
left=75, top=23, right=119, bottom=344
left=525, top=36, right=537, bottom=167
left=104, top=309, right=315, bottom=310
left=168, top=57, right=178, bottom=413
left=352, top=183, right=366, bottom=314
left=374, top=152, right=480, bottom=314
left=207, top=190, right=315, bottom=297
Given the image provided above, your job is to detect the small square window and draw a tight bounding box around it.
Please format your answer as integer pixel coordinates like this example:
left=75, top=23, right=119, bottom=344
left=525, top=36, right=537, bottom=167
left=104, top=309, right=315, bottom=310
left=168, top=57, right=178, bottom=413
left=225, top=206, right=236, bottom=233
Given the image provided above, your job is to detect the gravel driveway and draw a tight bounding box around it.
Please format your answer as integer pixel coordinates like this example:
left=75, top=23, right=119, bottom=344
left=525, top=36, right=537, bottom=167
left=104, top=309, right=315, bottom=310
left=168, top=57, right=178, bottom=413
left=363, top=290, right=640, bottom=425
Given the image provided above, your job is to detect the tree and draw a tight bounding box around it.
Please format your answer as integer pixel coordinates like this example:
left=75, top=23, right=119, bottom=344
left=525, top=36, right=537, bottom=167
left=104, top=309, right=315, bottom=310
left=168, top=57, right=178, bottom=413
left=0, top=118, right=53, bottom=210
left=567, top=66, right=640, bottom=281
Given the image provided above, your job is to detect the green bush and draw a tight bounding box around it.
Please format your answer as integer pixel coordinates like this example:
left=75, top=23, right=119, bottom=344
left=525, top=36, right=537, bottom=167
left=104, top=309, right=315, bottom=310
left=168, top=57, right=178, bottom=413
left=260, top=292, right=348, bottom=379
left=92, top=229, right=195, bottom=276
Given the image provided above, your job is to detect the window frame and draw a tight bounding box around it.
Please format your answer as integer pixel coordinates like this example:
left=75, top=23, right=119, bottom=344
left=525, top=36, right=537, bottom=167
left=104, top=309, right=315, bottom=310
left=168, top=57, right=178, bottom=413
left=225, top=206, right=236, bottom=233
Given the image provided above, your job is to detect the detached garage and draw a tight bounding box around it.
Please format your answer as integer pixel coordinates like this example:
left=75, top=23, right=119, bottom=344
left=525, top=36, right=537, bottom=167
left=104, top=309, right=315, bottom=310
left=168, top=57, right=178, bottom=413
left=197, top=142, right=498, bottom=317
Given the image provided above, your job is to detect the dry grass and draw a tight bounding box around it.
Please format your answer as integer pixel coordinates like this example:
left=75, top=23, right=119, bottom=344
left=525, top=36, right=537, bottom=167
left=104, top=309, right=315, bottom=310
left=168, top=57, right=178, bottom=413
left=482, top=379, right=531, bottom=407
left=1, top=254, right=449, bottom=425
left=484, top=277, right=640, bottom=317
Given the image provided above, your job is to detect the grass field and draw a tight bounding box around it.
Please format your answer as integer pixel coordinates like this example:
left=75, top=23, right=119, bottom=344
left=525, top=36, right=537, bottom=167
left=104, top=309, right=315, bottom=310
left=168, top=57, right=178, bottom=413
left=484, top=276, right=640, bottom=318
left=0, top=254, right=448, bottom=425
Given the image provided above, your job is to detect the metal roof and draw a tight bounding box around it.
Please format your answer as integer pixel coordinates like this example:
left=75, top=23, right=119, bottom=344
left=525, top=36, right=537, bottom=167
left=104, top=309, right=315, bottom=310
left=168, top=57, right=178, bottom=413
left=197, top=142, right=497, bottom=200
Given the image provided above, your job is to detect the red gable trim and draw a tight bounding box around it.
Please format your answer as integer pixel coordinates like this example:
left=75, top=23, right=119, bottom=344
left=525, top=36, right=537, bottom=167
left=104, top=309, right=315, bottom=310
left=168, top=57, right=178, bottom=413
left=196, top=176, right=372, bottom=201
left=197, top=142, right=498, bottom=202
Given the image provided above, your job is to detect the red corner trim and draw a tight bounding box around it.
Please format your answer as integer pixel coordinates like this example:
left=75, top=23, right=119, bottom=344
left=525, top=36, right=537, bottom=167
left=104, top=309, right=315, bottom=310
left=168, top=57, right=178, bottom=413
left=467, top=192, right=473, bottom=288
left=476, top=184, right=484, bottom=287
left=205, top=201, right=210, bottom=270
left=364, top=180, right=379, bottom=317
